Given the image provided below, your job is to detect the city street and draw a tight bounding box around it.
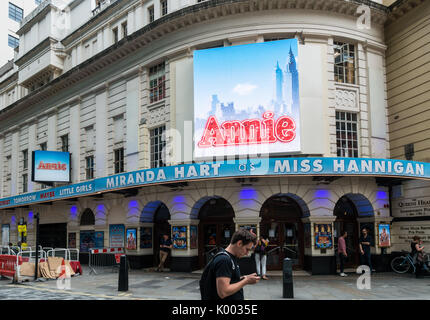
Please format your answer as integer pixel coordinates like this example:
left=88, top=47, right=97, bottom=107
left=1, top=267, right=429, bottom=300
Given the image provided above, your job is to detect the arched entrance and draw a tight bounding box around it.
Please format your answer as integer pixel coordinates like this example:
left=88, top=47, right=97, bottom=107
left=260, top=194, right=305, bottom=270
left=333, top=194, right=373, bottom=268
left=196, top=196, right=235, bottom=268
left=141, top=201, right=171, bottom=268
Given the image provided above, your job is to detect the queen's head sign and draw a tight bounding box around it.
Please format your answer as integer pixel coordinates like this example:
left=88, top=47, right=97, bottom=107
left=193, top=39, right=301, bottom=159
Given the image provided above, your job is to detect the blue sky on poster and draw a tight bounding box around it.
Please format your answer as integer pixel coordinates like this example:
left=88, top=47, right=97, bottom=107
left=193, top=39, right=299, bottom=119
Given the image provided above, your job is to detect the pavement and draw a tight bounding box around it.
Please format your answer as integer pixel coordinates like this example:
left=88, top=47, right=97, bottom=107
left=1, top=266, right=430, bottom=300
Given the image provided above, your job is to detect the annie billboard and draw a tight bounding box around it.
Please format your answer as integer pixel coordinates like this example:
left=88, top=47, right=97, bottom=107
left=193, top=39, right=301, bottom=158
left=32, top=150, right=71, bottom=183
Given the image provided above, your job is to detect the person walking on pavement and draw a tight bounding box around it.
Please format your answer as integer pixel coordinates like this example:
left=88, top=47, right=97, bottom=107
left=338, top=231, right=348, bottom=277
left=199, top=229, right=260, bottom=300
left=254, top=235, right=269, bottom=280
left=359, top=228, right=373, bottom=273
left=157, top=234, right=172, bottom=272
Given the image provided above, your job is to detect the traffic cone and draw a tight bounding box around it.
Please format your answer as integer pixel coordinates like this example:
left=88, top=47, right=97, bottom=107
left=58, top=258, right=66, bottom=279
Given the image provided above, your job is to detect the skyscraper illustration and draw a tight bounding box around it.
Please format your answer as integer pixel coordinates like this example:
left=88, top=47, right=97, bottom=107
left=272, top=46, right=299, bottom=115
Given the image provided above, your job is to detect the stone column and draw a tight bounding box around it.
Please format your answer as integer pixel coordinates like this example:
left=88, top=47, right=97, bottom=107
left=168, top=219, right=199, bottom=272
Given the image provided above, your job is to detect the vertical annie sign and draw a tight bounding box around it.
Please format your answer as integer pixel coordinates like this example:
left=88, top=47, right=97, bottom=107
left=193, top=39, right=301, bottom=158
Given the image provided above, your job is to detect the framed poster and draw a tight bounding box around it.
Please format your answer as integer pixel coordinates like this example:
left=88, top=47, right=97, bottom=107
left=190, top=225, right=198, bottom=249
left=314, top=224, right=333, bottom=249
left=2, top=224, right=10, bottom=246
left=378, top=224, right=391, bottom=247
left=80, top=230, right=95, bottom=253
left=172, top=226, right=187, bottom=249
left=140, top=227, right=153, bottom=249
left=68, top=232, right=76, bottom=248
left=94, top=231, right=104, bottom=249
left=126, top=228, right=137, bottom=250
left=109, top=224, right=125, bottom=248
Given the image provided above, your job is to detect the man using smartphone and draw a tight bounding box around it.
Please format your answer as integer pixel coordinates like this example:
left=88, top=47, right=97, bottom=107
left=200, top=229, right=260, bottom=300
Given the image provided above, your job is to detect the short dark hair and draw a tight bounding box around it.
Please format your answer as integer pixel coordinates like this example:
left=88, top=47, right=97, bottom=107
left=341, top=230, right=347, bottom=236
left=231, top=229, right=257, bottom=246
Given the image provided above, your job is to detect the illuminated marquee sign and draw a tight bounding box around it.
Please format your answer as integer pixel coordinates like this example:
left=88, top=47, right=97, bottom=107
left=32, top=150, right=71, bottom=183
left=194, top=39, right=301, bottom=158
left=1, top=157, right=429, bottom=210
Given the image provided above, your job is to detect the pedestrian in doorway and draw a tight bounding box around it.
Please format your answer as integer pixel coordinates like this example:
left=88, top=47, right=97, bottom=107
left=411, top=236, right=428, bottom=278
left=254, top=235, right=269, bottom=279
left=359, top=228, right=373, bottom=273
left=199, top=229, right=260, bottom=300
left=157, top=234, right=172, bottom=272
left=338, top=231, right=348, bottom=277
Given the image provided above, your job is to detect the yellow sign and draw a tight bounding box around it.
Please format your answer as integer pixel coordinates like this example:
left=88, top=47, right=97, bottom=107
left=18, top=225, right=27, bottom=234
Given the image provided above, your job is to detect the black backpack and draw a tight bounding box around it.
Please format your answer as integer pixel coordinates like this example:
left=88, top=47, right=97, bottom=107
left=199, top=249, right=235, bottom=300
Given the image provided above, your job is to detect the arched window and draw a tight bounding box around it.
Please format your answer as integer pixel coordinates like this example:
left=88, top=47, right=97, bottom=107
left=80, top=208, right=95, bottom=226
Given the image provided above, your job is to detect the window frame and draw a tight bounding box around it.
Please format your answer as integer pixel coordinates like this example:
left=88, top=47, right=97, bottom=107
left=334, top=41, right=357, bottom=85
left=114, top=147, right=125, bottom=174
left=8, top=35, right=19, bottom=49
left=8, top=2, right=23, bottom=22
left=148, top=62, right=166, bottom=104
left=150, top=125, right=166, bottom=168
left=61, top=134, right=69, bottom=153
left=85, top=155, right=94, bottom=180
left=335, top=111, right=359, bottom=158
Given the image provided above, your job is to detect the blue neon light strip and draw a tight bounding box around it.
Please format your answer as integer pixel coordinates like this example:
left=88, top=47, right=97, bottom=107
left=0, top=157, right=429, bottom=209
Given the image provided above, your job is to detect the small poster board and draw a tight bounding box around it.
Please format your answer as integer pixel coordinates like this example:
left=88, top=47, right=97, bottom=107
left=172, top=226, right=187, bottom=249
left=126, top=228, right=137, bottom=250
left=109, top=224, right=125, bottom=248
left=190, top=225, right=198, bottom=249
left=68, top=233, right=76, bottom=248
left=378, top=224, right=391, bottom=247
left=314, top=224, right=333, bottom=249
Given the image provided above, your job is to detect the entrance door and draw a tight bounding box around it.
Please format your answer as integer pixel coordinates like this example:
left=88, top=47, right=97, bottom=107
left=154, top=221, right=171, bottom=267
left=334, top=220, right=359, bottom=267
left=260, top=221, right=303, bottom=270
left=39, top=223, right=67, bottom=248
left=199, top=222, right=235, bottom=266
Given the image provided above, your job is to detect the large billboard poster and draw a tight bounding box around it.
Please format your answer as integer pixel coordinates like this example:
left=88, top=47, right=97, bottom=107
left=32, top=150, right=71, bottom=183
left=193, top=39, right=301, bottom=159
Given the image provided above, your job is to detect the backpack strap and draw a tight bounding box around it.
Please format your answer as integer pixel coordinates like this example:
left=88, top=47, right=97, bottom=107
left=212, top=250, right=235, bottom=271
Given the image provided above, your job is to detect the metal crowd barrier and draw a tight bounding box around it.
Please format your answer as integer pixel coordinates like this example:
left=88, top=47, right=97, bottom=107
left=47, top=248, right=69, bottom=260
left=89, top=248, right=124, bottom=275
left=15, top=250, right=47, bottom=282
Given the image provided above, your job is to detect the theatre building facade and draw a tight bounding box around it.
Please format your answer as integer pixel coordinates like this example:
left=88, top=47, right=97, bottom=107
left=0, top=0, right=428, bottom=274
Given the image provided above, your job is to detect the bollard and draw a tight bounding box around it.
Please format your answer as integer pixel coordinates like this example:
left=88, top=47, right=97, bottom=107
left=283, top=258, right=294, bottom=298
left=118, top=255, right=128, bottom=292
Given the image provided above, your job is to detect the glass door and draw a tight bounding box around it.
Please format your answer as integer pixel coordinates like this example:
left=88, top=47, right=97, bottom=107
left=261, top=222, right=282, bottom=270
left=334, top=220, right=359, bottom=267
left=283, top=223, right=299, bottom=266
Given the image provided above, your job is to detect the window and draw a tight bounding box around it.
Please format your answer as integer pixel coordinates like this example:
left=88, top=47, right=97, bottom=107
left=80, top=208, right=95, bottom=226
left=405, top=144, right=414, bottom=160
left=9, top=3, right=23, bottom=22
left=113, top=115, right=124, bottom=144
left=85, top=126, right=95, bottom=151
left=40, top=142, right=47, bottom=151
left=8, top=35, right=19, bottom=49
left=112, top=27, right=118, bottom=43
left=161, top=0, right=168, bottom=16
left=148, top=6, right=154, bottom=23
left=85, top=156, right=94, bottom=180
left=149, top=62, right=166, bottom=103
left=336, top=111, right=358, bottom=158
left=61, top=134, right=69, bottom=152
left=114, top=148, right=124, bottom=173
left=150, top=125, right=166, bottom=168
left=121, top=22, right=127, bottom=38
left=35, top=0, right=43, bottom=5
left=334, top=42, right=356, bottom=84
left=22, top=149, right=28, bottom=170
left=22, top=174, right=28, bottom=193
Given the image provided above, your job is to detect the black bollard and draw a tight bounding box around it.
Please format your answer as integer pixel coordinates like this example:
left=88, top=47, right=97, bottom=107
left=118, top=255, right=128, bottom=292
left=283, top=258, right=294, bottom=298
